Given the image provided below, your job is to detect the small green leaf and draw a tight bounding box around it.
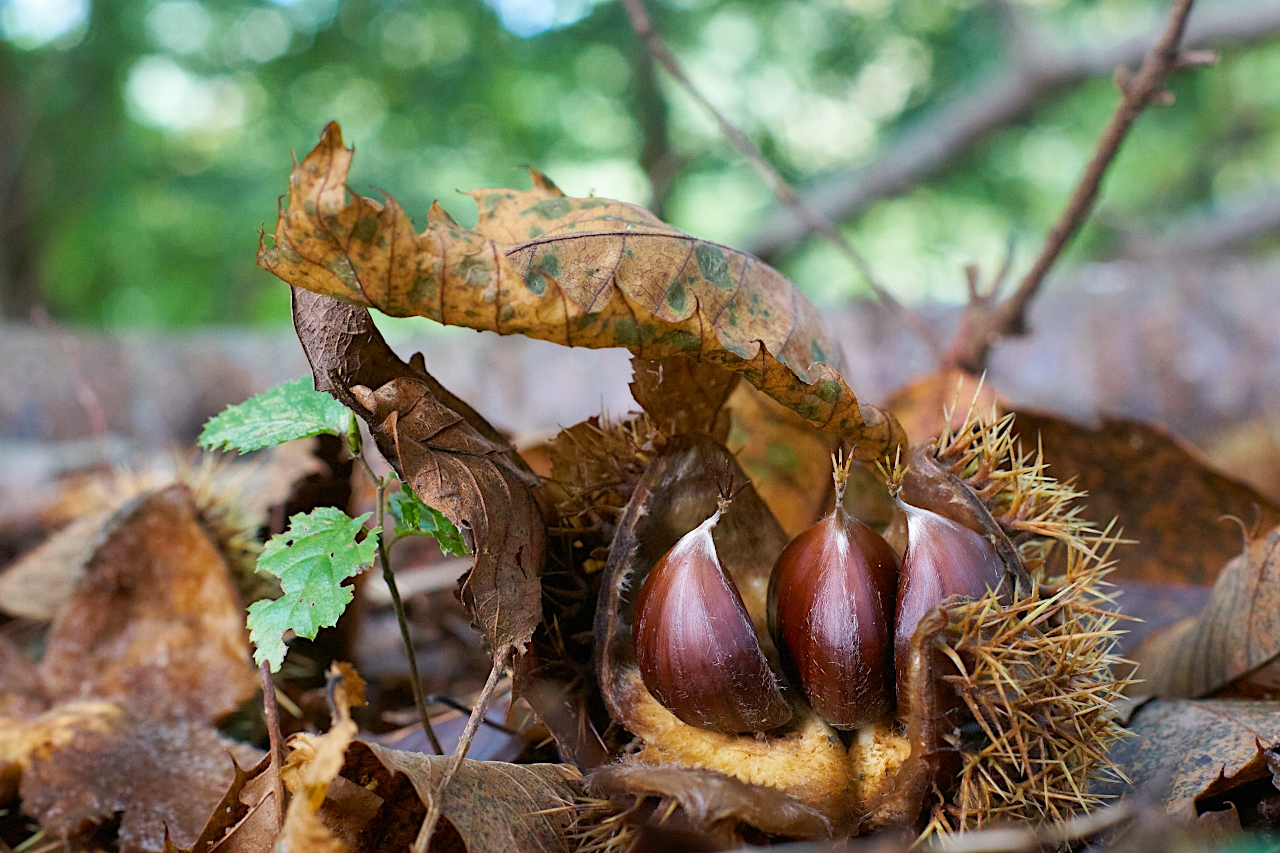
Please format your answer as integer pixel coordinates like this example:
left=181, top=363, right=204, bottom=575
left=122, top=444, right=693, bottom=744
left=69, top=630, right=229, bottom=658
left=387, top=487, right=469, bottom=556
left=248, top=507, right=378, bottom=671
left=199, top=376, right=356, bottom=453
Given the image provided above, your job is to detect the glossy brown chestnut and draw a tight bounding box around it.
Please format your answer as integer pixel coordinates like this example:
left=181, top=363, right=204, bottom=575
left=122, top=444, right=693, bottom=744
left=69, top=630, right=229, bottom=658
left=633, top=505, right=793, bottom=734
left=768, top=500, right=899, bottom=729
left=893, top=500, right=1007, bottom=683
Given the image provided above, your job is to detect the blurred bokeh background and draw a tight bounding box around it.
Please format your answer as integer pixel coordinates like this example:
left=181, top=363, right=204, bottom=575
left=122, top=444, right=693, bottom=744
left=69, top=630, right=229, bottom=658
left=1, top=0, right=1279, bottom=500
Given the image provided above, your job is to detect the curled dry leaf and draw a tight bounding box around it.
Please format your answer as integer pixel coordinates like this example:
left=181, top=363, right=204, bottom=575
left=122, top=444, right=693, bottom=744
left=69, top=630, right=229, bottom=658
left=290, top=288, right=545, bottom=656
left=261, top=123, right=905, bottom=461
left=1098, top=699, right=1280, bottom=821
left=18, top=711, right=261, bottom=853
left=1132, top=527, right=1280, bottom=699
left=279, top=664, right=365, bottom=853
left=594, top=434, right=909, bottom=833
left=37, top=485, right=258, bottom=723
left=586, top=763, right=830, bottom=839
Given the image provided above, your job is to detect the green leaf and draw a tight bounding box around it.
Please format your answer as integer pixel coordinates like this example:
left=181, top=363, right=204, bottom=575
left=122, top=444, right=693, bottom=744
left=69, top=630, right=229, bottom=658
left=198, top=376, right=356, bottom=453
left=388, top=486, right=469, bottom=556
left=247, top=507, right=378, bottom=671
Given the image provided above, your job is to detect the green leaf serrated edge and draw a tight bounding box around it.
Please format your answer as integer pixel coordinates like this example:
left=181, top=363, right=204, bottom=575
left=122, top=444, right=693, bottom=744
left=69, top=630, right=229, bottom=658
left=248, top=506, right=378, bottom=671
left=199, top=376, right=356, bottom=454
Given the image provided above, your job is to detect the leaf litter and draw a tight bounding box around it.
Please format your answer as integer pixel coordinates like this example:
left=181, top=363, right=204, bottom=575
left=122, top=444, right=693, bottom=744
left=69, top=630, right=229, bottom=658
left=13, top=108, right=1280, bottom=853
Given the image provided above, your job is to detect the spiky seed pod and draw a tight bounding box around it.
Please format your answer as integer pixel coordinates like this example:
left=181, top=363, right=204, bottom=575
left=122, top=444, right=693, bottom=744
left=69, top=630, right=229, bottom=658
left=768, top=454, right=899, bottom=729
left=633, top=500, right=793, bottom=734
left=894, top=500, right=1006, bottom=690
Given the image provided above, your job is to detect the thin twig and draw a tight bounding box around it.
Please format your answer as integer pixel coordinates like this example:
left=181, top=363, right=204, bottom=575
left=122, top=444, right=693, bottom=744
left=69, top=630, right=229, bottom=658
left=366, top=459, right=445, bottom=756
left=743, top=0, right=1280, bottom=260
left=945, top=0, right=1209, bottom=374
left=620, top=0, right=938, bottom=355
left=412, top=648, right=510, bottom=853
left=259, top=661, right=286, bottom=832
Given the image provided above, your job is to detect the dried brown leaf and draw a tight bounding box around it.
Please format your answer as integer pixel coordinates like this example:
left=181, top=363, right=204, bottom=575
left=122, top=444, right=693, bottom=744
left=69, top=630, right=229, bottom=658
left=279, top=667, right=586, bottom=853
left=0, top=634, right=46, bottom=716
left=361, top=377, right=545, bottom=654
left=0, top=510, right=112, bottom=621
left=261, top=123, right=904, bottom=460
left=1015, top=412, right=1280, bottom=585
left=1099, top=699, right=1280, bottom=820
left=38, top=485, right=258, bottom=723
left=1132, top=528, right=1280, bottom=699
left=291, top=289, right=546, bottom=655
left=586, top=762, right=830, bottom=838
left=19, top=713, right=261, bottom=853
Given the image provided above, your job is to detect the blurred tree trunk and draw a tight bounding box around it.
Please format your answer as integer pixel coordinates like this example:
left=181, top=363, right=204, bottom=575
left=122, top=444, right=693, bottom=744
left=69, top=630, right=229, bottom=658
left=0, top=48, right=39, bottom=320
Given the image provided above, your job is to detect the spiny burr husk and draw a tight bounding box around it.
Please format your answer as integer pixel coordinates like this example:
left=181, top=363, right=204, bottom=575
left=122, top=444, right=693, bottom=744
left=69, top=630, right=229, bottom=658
left=887, top=396, right=1133, bottom=838
left=596, top=435, right=909, bottom=834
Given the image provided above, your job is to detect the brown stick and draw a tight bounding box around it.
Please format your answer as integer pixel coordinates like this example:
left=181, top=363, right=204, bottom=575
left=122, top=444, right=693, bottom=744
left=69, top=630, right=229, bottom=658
left=620, top=0, right=938, bottom=355
left=260, top=661, right=286, bottom=831
left=944, top=0, right=1210, bottom=374
left=411, top=648, right=510, bottom=853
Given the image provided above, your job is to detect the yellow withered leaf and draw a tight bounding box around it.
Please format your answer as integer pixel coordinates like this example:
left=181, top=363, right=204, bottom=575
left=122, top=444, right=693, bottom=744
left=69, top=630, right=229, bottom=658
left=259, top=123, right=903, bottom=460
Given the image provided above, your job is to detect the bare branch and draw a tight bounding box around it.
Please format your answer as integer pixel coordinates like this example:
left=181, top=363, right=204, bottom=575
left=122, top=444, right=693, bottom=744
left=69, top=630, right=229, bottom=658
left=620, top=0, right=939, bottom=354
left=744, top=0, right=1280, bottom=261
left=945, top=0, right=1206, bottom=373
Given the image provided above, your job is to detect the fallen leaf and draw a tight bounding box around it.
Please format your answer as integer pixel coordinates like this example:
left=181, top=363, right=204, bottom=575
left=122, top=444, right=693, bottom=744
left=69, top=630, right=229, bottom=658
left=338, top=742, right=585, bottom=853
left=1015, top=412, right=1280, bottom=585
left=0, top=634, right=46, bottom=716
left=359, top=377, right=545, bottom=655
left=1132, top=528, right=1280, bottom=699
left=629, top=356, right=738, bottom=441
left=279, top=664, right=365, bottom=853
left=291, top=289, right=546, bottom=656
left=279, top=664, right=586, bottom=852
left=19, top=713, right=261, bottom=853
left=1099, top=699, right=1280, bottom=820
left=38, top=485, right=259, bottom=723
left=0, top=509, right=112, bottom=621
left=261, top=123, right=905, bottom=461
left=586, top=762, right=830, bottom=838
left=163, top=754, right=272, bottom=853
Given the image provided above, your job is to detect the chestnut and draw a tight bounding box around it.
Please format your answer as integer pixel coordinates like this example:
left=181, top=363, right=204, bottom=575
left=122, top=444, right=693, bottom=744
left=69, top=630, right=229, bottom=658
left=768, top=454, right=899, bottom=729
left=633, top=500, right=793, bottom=734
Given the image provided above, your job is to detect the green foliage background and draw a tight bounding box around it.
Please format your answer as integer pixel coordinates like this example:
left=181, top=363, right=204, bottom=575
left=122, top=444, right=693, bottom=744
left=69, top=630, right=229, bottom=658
left=2, top=0, right=1277, bottom=327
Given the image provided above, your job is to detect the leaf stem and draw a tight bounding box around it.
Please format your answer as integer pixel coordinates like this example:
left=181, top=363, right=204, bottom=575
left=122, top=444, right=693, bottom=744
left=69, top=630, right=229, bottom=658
left=365, top=453, right=445, bottom=756
left=259, top=660, right=286, bottom=831
left=412, top=648, right=510, bottom=853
